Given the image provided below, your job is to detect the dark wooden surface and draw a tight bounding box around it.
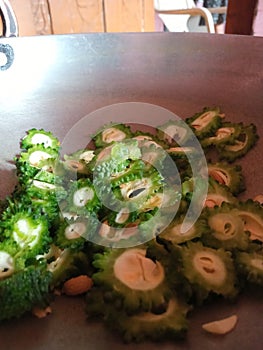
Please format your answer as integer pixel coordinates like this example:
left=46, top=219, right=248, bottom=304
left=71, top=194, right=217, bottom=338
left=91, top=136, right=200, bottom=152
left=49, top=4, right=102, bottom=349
left=226, top=0, right=258, bottom=35
left=0, top=32, right=263, bottom=350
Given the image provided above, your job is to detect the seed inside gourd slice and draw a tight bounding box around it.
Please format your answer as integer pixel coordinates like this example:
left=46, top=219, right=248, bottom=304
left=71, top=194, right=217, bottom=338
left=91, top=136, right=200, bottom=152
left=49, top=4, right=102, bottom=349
left=202, top=314, right=238, bottom=334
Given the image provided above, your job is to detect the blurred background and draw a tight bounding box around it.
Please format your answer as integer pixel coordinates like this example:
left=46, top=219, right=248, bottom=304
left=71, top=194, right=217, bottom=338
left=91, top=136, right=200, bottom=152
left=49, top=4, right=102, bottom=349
left=0, top=0, right=262, bottom=37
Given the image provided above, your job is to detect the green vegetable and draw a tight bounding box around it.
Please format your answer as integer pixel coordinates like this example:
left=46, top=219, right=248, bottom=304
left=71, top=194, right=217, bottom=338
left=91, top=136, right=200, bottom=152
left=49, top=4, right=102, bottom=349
left=200, top=122, right=243, bottom=148
left=21, top=128, right=60, bottom=150
left=157, top=119, right=194, bottom=146
left=1, top=211, right=52, bottom=259
left=106, top=297, right=189, bottom=343
left=208, top=161, right=245, bottom=195
left=93, top=123, right=132, bottom=148
left=47, top=248, right=91, bottom=289
left=0, top=108, right=262, bottom=342
left=92, top=247, right=173, bottom=314
left=0, top=265, right=52, bottom=321
left=65, top=178, right=101, bottom=215
left=201, top=203, right=250, bottom=251
left=205, top=178, right=238, bottom=208
left=62, top=149, right=95, bottom=177
left=109, top=159, right=145, bottom=188
left=186, top=106, right=224, bottom=139
left=235, top=250, right=263, bottom=286
left=230, top=199, right=263, bottom=243
left=216, top=123, right=259, bottom=162
left=158, top=214, right=209, bottom=245
left=86, top=285, right=189, bottom=343
left=54, top=214, right=99, bottom=250
left=16, top=145, right=59, bottom=183
left=178, top=242, right=239, bottom=304
left=0, top=240, right=25, bottom=279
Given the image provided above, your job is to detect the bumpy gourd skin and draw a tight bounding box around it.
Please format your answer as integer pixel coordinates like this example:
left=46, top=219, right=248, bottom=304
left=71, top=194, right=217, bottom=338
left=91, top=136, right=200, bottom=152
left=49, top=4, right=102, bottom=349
left=1, top=211, right=52, bottom=260
left=157, top=119, right=194, bottom=146
left=92, top=247, right=173, bottom=314
left=158, top=214, right=209, bottom=245
left=230, top=199, right=263, bottom=243
left=65, top=178, right=101, bottom=215
left=109, top=159, right=145, bottom=188
left=21, top=128, right=60, bottom=151
left=113, top=169, right=164, bottom=204
left=107, top=297, right=189, bottom=343
left=54, top=214, right=99, bottom=250
left=201, top=203, right=250, bottom=251
left=47, top=248, right=91, bottom=289
left=62, top=149, right=95, bottom=177
left=200, top=122, right=243, bottom=148
left=204, top=178, right=238, bottom=208
left=0, top=240, right=25, bottom=278
left=186, top=106, right=224, bottom=139
left=93, top=123, right=132, bottom=148
left=216, top=123, right=259, bottom=162
left=0, top=265, right=53, bottom=322
left=0, top=112, right=262, bottom=338
left=208, top=161, right=245, bottom=195
left=86, top=287, right=189, bottom=343
left=15, top=145, right=59, bottom=183
left=235, top=251, right=263, bottom=287
left=176, top=242, right=239, bottom=304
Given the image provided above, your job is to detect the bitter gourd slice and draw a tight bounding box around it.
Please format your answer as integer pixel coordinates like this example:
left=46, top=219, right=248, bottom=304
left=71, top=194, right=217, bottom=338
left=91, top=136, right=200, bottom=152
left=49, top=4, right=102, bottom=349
left=208, top=161, right=245, bottom=195
left=92, top=247, right=173, bottom=314
left=186, top=106, right=224, bottom=139
left=178, top=242, right=238, bottom=303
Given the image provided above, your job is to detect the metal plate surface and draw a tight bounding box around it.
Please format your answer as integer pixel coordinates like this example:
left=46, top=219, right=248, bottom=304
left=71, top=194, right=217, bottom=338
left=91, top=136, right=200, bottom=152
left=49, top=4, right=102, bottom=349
left=0, top=32, right=262, bottom=350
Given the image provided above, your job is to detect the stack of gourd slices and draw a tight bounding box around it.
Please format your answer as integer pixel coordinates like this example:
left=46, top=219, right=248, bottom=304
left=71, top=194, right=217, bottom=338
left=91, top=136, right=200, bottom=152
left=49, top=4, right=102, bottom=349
left=0, top=107, right=262, bottom=344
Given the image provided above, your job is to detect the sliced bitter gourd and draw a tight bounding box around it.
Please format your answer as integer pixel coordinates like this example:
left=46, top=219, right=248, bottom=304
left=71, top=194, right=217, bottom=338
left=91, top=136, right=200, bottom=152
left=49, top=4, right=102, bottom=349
left=200, top=122, right=243, bottom=148
left=109, top=159, right=145, bottom=188
left=205, top=178, right=238, bottom=208
left=114, top=170, right=164, bottom=206
left=92, top=247, right=173, bottom=314
left=132, top=131, right=166, bottom=148
left=65, top=178, right=100, bottom=215
left=107, top=297, right=189, bottom=343
left=216, top=123, right=259, bottom=162
left=208, top=161, right=245, bottom=195
left=62, top=149, right=95, bottom=176
left=201, top=203, right=249, bottom=251
left=107, top=207, right=138, bottom=227
left=158, top=214, right=209, bottom=245
left=86, top=286, right=189, bottom=343
left=96, top=219, right=142, bottom=247
left=93, top=123, right=132, bottom=148
left=140, top=142, right=167, bottom=171
left=186, top=106, right=224, bottom=139
left=93, top=140, right=141, bottom=173
left=47, top=248, right=90, bottom=289
left=25, top=179, right=66, bottom=202
left=0, top=240, right=25, bottom=279
left=54, top=214, right=99, bottom=250
left=16, top=145, right=59, bottom=182
left=231, top=199, right=263, bottom=242
left=21, top=128, right=60, bottom=150
left=157, top=119, right=194, bottom=146
left=138, top=186, right=181, bottom=214
left=235, top=251, right=263, bottom=286
left=2, top=211, right=52, bottom=259
left=179, top=242, right=238, bottom=303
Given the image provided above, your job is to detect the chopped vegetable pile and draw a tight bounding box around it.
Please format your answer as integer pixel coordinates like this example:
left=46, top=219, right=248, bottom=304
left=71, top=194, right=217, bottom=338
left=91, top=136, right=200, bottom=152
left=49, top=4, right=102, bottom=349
left=0, top=106, right=262, bottom=343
